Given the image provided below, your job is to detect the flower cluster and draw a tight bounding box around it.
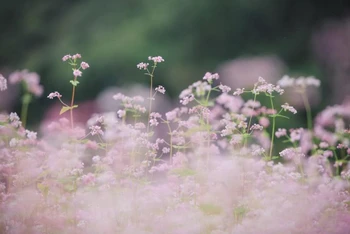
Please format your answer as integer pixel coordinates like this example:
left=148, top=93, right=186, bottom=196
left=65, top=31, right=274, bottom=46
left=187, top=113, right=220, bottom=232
left=1, top=55, right=350, bottom=234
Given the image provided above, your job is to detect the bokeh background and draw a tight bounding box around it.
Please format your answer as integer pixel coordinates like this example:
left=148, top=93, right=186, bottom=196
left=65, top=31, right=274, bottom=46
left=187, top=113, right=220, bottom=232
left=1, top=0, right=350, bottom=128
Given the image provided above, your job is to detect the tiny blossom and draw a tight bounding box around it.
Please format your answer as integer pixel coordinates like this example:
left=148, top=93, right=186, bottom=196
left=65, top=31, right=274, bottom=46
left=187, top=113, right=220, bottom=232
left=319, top=142, right=329, bottom=148
left=47, top=91, right=62, bottom=99
left=162, top=147, right=170, bottom=154
left=137, top=62, right=149, bottom=70
left=80, top=62, right=90, bottom=70
left=259, top=117, right=270, bottom=127
left=148, top=56, right=164, bottom=63
left=89, top=125, right=104, bottom=136
left=281, top=103, right=297, bottom=114
left=9, top=138, right=19, bottom=147
left=9, top=112, right=20, bottom=122
left=337, top=143, right=345, bottom=149
left=233, top=88, right=245, bottom=96
left=72, top=53, right=82, bottom=60
left=180, top=94, right=194, bottom=105
left=134, top=122, right=146, bottom=129
left=218, top=83, right=231, bottom=93
left=323, top=150, right=333, bottom=158
left=202, top=72, right=219, bottom=83
left=25, top=130, right=37, bottom=140
left=73, top=69, right=82, bottom=77
left=92, top=155, right=101, bottom=163
left=166, top=109, right=178, bottom=121
left=117, top=110, right=126, bottom=118
left=275, top=128, right=287, bottom=138
left=155, top=85, right=166, bottom=94
left=277, top=75, right=321, bottom=88
left=0, top=74, right=7, bottom=91
left=250, top=124, right=263, bottom=131
left=62, top=54, right=71, bottom=61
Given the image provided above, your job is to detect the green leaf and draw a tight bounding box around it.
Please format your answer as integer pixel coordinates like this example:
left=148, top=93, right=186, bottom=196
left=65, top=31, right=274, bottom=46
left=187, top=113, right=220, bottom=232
left=70, top=80, right=80, bottom=86
left=59, top=105, right=78, bottom=115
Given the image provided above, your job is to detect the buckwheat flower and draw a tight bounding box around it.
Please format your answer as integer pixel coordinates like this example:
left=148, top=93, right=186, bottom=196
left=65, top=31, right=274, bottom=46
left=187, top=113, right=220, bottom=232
left=25, top=130, right=37, bottom=140
left=203, top=72, right=219, bottom=83
left=89, top=125, right=103, bottom=136
left=323, top=150, right=333, bottom=158
left=233, top=88, right=245, bottom=96
left=277, top=75, right=295, bottom=87
left=72, top=53, right=82, bottom=60
left=136, top=62, right=149, bottom=70
left=290, top=128, right=303, bottom=142
left=80, top=62, right=89, bottom=70
left=73, top=69, right=82, bottom=77
left=134, top=122, right=146, bottom=129
left=250, top=124, right=263, bottom=131
left=281, top=103, right=297, bottom=114
left=259, top=117, right=270, bottom=127
left=47, top=91, right=62, bottom=99
left=155, top=85, right=166, bottom=94
left=0, top=74, right=7, bottom=91
left=334, top=161, right=343, bottom=167
left=319, top=142, right=329, bottom=148
left=148, top=56, right=164, bottom=63
left=162, top=147, right=170, bottom=154
left=62, top=54, right=71, bottom=61
left=218, top=83, right=231, bottom=93
left=117, top=110, right=126, bottom=118
left=92, top=155, right=101, bottom=163
left=275, top=128, right=287, bottom=138
left=9, top=138, right=19, bottom=147
left=166, top=109, right=178, bottom=121
left=9, top=112, right=20, bottom=122
left=180, top=94, right=194, bottom=105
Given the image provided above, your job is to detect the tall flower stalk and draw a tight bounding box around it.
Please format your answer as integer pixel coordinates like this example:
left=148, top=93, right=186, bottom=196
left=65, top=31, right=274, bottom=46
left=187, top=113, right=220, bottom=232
left=48, top=54, right=89, bottom=128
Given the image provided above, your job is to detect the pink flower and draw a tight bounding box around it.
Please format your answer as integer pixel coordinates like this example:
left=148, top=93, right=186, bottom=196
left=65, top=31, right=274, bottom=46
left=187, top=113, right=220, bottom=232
left=62, top=54, right=72, bottom=61
left=203, top=72, right=219, bottom=83
left=250, top=123, right=263, bottom=131
left=136, top=62, right=149, bottom=70
left=259, top=117, right=270, bottom=127
left=0, top=74, right=7, bottom=91
left=155, top=85, right=166, bottom=94
left=148, top=56, right=164, bottom=63
left=218, top=83, right=231, bottom=93
left=233, top=88, right=245, bottom=96
left=72, top=53, right=82, bottom=60
left=80, top=62, right=89, bottom=70
left=47, top=91, right=62, bottom=99
left=275, top=128, right=287, bottom=138
left=89, top=125, right=103, bottom=136
left=73, top=69, right=82, bottom=77
left=281, top=103, right=297, bottom=114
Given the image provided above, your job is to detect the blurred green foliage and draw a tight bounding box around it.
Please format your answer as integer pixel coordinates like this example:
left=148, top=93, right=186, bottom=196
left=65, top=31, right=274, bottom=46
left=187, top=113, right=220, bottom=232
left=1, top=0, right=349, bottom=126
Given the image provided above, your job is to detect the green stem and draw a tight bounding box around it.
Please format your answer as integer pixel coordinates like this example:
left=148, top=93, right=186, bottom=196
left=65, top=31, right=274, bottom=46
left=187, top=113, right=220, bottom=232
left=301, top=91, right=312, bottom=131
left=70, top=76, right=77, bottom=129
left=21, top=95, right=30, bottom=129
left=269, top=96, right=276, bottom=160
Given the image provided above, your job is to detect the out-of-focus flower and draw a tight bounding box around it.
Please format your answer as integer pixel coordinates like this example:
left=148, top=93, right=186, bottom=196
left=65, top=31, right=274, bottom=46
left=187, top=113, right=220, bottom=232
left=0, top=74, right=7, bottom=91
left=8, top=70, right=43, bottom=97
left=275, top=128, right=287, bottom=138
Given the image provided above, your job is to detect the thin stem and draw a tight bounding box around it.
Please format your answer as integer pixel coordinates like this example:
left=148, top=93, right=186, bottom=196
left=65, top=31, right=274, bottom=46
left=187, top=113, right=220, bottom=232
left=70, top=76, right=77, bottom=129
left=21, top=95, right=30, bottom=129
left=269, top=95, right=276, bottom=159
left=301, top=91, right=312, bottom=131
